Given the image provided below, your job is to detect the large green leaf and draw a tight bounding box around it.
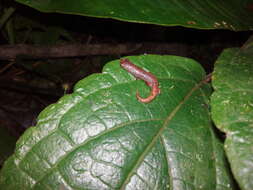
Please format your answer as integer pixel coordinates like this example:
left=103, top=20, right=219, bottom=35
left=0, top=55, right=235, bottom=189
left=211, top=38, right=253, bottom=190
left=16, top=0, right=253, bottom=31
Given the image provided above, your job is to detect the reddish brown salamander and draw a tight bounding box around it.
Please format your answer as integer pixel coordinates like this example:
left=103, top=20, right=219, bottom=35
left=120, top=58, right=160, bottom=103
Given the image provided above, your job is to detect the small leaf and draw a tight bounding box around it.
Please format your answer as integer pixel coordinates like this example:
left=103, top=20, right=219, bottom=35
left=211, top=38, right=253, bottom=190
left=15, top=0, right=253, bottom=31
left=0, top=55, right=235, bottom=189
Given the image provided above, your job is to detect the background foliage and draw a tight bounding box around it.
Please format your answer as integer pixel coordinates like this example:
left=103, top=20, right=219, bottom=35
left=0, top=0, right=252, bottom=189
left=16, top=0, right=253, bottom=30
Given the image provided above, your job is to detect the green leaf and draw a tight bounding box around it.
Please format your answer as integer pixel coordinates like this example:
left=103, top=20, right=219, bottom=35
left=0, top=55, right=235, bottom=189
left=211, top=38, right=253, bottom=190
left=14, top=15, right=73, bottom=44
left=15, top=0, right=253, bottom=31
left=0, top=7, right=16, bottom=30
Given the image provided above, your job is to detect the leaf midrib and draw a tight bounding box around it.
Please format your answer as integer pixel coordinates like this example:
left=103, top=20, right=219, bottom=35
left=15, top=73, right=204, bottom=189
left=21, top=119, right=161, bottom=188
left=119, top=78, right=207, bottom=190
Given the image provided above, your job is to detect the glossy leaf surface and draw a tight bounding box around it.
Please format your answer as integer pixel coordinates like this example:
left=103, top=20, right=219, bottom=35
left=0, top=55, right=235, bottom=189
left=16, top=0, right=253, bottom=31
left=211, top=39, right=253, bottom=190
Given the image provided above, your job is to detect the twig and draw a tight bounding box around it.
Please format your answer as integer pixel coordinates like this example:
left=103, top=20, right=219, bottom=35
left=0, top=61, right=15, bottom=74
left=0, top=43, right=142, bottom=60
left=0, top=79, right=64, bottom=97
left=0, top=42, right=190, bottom=60
left=204, top=73, right=212, bottom=83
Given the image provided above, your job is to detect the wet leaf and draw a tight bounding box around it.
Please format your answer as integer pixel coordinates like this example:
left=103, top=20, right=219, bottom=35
left=15, top=0, right=253, bottom=31
left=0, top=55, right=235, bottom=189
left=211, top=37, right=253, bottom=190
